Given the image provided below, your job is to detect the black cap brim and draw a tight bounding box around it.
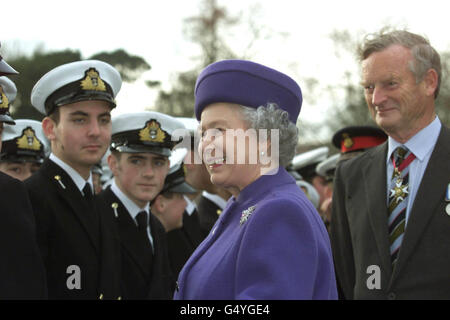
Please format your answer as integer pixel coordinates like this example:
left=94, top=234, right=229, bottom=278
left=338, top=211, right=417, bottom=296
left=168, top=181, right=197, bottom=194
left=0, top=114, right=15, bottom=125
left=111, top=144, right=171, bottom=157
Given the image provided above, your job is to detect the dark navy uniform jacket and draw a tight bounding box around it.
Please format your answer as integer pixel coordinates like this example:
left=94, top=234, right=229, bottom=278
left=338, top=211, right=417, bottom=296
left=0, top=172, right=47, bottom=299
left=174, top=167, right=338, bottom=300
left=25, top=159, right=121, bottom=299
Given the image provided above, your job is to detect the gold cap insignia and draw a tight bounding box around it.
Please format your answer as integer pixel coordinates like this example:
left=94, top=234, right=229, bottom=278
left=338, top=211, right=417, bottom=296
left=139, top=120, right=166, bottom=143
left=16, top=127, right=42, bottom=151
left=343, top=133, right=354, bottom=149
left=0, top=86, right=9, bottom=109
left=80, top=68, right=107, bottom=92
left=182, top=164, right=187, bottom=177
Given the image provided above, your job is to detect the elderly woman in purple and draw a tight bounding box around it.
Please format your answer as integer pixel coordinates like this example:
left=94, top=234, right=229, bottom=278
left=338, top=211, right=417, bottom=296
left=174, top=60, right=337, bottom=300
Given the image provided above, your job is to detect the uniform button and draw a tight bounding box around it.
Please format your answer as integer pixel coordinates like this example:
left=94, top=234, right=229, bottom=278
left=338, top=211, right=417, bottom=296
left=387, top=292, right=396, bottom=300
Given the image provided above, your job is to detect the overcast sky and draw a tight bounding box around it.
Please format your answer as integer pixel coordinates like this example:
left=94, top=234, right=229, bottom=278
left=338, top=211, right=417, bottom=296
left=3, top=0, right=450, bottom=130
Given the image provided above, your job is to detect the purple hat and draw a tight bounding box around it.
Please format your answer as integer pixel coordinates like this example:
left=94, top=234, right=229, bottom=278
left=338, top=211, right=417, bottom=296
left=194, top=60, right=302, bottom=123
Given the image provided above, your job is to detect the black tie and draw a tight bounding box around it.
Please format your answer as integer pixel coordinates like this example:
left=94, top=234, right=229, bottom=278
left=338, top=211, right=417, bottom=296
left=136, top=211, right=153, bottom=281
left=136, top=211, right=153, bottom=251
left=136, top=211, right=148, bottom=233
left=83, top=183, right=93, bottom=205
left=82, top=183, right=99, bottom=236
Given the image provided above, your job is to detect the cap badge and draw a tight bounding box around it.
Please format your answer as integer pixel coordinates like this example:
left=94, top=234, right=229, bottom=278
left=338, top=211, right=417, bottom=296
left=16, top=127, right=42, bottom=151
left=343, top=133, right=353, bottom=149
left=139, top=119, right=166, bottom=143
left=0, top=86, right=9, bottom=109
left=80, top=68, right=107, bottom=92
left=182, top=164, right=188, bottom=177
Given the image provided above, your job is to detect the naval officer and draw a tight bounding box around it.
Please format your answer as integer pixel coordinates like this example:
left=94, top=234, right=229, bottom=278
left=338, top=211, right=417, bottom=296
left=0, top=54, right=47, bottom=298
left=98, top=111, right=184, bottom=299
left=25, top=60, right=122, bottom=299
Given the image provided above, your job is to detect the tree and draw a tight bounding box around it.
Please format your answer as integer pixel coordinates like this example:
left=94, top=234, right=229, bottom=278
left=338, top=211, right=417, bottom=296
left=89, top=49, right=151, bottom=82
left=316, top=28, right=450, bottom=145
left=5, top=47, right=151, bottom=120
left=434, top=51, right=450, bottom=125
left=152, top=0, right=263, bottom=117
left=8, top=49, right=82, bottom=120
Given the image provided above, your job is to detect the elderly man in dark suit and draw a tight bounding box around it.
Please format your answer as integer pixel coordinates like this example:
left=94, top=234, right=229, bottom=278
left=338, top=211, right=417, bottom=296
left=331, top=29, right=450, bottom=299
left=25, top=60, right=122, bottom=299
left=0, top=51, right=47, bottom=299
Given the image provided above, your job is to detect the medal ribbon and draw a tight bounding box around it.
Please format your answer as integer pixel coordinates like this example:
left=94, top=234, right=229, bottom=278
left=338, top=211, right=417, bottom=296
left=392, top=151, right=416, bottom=174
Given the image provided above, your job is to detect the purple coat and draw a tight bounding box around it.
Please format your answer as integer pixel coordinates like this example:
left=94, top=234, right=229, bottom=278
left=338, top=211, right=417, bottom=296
left=174, top=167, right=337, bottom=300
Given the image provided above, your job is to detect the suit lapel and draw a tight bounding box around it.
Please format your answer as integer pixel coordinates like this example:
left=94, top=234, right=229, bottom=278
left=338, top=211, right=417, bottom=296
left=147, top=212, right=166, bottom=292
left=183, top=209, right=204, bottom=247
left=103, top=188, right=152, bottom=279
left=392, top=126, right=450, bottom=278
left=176, top=199, right=236, bottom=298
left=42, top=159, right=100, bottom=253
left=362, top=144, right=392, bottom=277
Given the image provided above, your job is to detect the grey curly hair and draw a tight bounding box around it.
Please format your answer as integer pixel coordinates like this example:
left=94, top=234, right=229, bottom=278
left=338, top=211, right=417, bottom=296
left=239, top=103, right=299, bottom=167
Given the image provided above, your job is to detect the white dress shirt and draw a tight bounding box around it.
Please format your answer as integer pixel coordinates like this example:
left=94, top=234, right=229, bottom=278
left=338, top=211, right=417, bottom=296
left=201, top=190, right=228, bottom=210
left=49, top=153, right=93, bottom=195
left=111, top=179, right=154, bottom=250
left=183, top=195, right=198, bottom=216
left=386, top=116, right=442, bottom=224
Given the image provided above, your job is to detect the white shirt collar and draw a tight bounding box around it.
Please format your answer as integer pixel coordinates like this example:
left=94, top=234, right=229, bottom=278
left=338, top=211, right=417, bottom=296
left=183, top=195, right=197, bottom=216
left=111, top=179, right=149, bottom=222
left=49, top=153, right=93, bottom=194
left=387, top=116, right=441, bottom=163
left=201, top=190, right=228, bottom=209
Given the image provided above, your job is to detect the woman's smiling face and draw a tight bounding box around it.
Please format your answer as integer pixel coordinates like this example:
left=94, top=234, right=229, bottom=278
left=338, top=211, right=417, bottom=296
left=198, top=102, right=263, bottom=196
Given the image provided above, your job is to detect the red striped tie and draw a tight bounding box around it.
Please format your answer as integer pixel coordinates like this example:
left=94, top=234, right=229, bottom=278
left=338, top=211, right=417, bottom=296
left=388, top=147, right=415, bottom=266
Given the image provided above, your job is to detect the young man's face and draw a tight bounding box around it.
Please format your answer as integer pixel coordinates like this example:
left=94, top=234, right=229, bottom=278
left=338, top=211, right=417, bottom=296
left=109, top=152, right=170, bottom=208
left=43, top=100, right=112, bottom=176
left=0, top=161, right=41, bottom=181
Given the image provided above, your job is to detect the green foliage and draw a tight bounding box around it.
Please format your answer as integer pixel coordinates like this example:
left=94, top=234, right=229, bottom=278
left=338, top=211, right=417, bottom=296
left=5, top=47, right=150, bottom=121
left=152, top=0, right=240, bottom=117
left=153, top=70, right=198, bottom=117
left=8, top=49, right=82, bottom=120
left=89, top=49, right=151, bottom=82
left=322, top=28, right=450, bottom=143
left=434, top=51, right=450, bottom=125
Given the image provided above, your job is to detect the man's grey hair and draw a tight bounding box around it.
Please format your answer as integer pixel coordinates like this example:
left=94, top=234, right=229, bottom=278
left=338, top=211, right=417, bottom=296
left=239, top=103, right=298, bottom=167
left=358, top=28, right=442, bottom=98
